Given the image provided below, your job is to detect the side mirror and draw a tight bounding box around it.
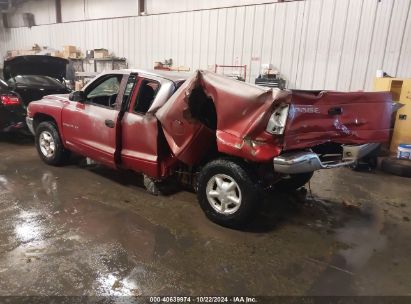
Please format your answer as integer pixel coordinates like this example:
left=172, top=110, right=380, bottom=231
left=69, top=91, right=86, bottom=103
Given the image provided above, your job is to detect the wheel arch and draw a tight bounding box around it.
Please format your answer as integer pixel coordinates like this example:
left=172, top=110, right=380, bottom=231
left=33, top=113, right=67, bottom=149
left=33, top=113, right=58, bottom=131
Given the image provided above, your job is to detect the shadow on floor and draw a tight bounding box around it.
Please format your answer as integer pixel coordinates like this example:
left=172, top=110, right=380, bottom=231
left=0, top=131, right=34, bottom=146
left=68, top=160, right=353, bottom=234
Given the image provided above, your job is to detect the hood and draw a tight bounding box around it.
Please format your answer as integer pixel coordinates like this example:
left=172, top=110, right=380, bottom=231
left=3, top=55, right=68, bottom=81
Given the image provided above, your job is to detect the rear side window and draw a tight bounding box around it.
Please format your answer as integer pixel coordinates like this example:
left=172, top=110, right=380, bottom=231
left=133, top=79, right=160, bottom=114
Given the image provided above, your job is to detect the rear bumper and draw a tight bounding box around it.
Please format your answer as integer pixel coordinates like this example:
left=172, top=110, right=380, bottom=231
left=273, top=143, right=380, bottom=174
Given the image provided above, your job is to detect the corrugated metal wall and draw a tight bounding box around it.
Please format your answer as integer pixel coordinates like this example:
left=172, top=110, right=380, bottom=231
left=1, top=0, right=411, bottom=91
left=145, top=0, right=285, bottom=14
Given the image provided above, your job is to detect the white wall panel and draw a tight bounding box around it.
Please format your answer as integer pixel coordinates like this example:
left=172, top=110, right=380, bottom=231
left=364, top=0, right=395, bottom=90
left=2, top=0, right=411, bottom=91
left=383, top=0, right=411, bottom=76
left=7, top=0, right=56, bottom=26
left=397, top=3, right=411, bottom=78
left=215, top=9, right=227, bottom=69
left=323, top=0, right=350, bottom=90
left=294, top=0, right=310, bottom=89
left=260, top=4, right=275, bottom=68
left=232, top=7, right=246, bottom=69
left=337, top=0, right=364, bottom=91
left=298, top=0, right=322, bottom=89
left=242, top=6, right=256, bottom=82
left=61, top=0, right=85, bottom=22
left=207, top=9, right=219, bottom=69
left=349, top=0, right=378, bottom=91
left=311, top=0, right=335, bottom=90
left=86, top=0, right=138, bottom=19
left=199, top=10, right=210, bottom=69
left=146, top=0, right=284, bottom=15
left=250, top=5, right=265, bottom=81
left=288, top=1, right=305, bottom=89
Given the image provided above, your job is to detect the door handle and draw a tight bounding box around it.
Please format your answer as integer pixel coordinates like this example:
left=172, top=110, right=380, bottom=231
left=105, top=119, right=115, bottom=128
left=328, top=107, right=343, bottom=116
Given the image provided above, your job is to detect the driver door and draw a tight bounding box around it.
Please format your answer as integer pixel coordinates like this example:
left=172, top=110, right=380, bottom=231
left=62, top=73, right=127, bottom=168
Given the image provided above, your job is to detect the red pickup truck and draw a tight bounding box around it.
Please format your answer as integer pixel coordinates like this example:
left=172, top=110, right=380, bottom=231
left=26, top=70, right=392, bottom=227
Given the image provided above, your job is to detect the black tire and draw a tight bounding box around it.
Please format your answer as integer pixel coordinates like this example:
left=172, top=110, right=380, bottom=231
left=381, top=157, right=411, bottom=178
left=35, top=121, right=70, bottom=166
left=274, top=172, right=314, bottom=192
left=197, top=159, right=261, bottom=228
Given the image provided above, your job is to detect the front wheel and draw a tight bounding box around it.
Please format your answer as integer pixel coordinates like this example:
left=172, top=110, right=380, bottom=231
left=197, top=159, right=261, bottom=228
left=35, top=121, right=70, bottom=166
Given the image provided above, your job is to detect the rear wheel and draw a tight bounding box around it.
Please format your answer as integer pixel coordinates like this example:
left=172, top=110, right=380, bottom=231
left=274, top=172, right=314, bottom=192
left=35, top=121, right=70, bottom=166
left=197, top=159, right=261, bottom=228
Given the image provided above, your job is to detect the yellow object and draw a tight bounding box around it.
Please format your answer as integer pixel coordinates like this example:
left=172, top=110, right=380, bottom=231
left=374, top=78, right=411, bottom=153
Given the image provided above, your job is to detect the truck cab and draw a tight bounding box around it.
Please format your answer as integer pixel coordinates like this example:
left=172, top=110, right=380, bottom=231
left=28, top=70, right=188, bottom=177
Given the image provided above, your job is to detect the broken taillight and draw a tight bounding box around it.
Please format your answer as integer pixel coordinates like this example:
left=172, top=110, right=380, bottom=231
left=266, top=104, right=290, bottom=135
left=0, top=94, right=21, bottom=106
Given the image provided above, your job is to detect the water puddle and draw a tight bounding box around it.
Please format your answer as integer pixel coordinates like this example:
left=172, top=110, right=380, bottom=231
left=308, top=202, right=387, bottom=295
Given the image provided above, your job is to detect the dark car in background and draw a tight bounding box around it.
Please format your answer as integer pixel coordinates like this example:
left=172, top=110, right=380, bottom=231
left=0, top=78, right=26, bottom=133
left=3, top=55, right=71, bottom=108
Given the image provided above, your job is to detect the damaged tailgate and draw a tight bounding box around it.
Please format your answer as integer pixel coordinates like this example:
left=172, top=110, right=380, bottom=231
left=283, top=91, right=393, bottom=150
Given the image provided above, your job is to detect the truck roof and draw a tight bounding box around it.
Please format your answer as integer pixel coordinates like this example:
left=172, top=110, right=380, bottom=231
left=124, top=69, right=192, bottom=83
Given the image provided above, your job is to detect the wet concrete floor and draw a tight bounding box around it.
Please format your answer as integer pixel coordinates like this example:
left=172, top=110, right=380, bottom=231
left=0, top=134, right=410, bottom=296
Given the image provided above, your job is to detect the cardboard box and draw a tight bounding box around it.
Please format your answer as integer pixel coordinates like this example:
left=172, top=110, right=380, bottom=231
left=63, top=51, right=77, bottom=59
left=94, top=48, right=109, bottom=59
left=170, top=66, right=191, bottom=72
left=20, top=50, right=37, bottom=55
left=64, top=45, right=76, bottom=53
left=51, top=51, right=64, bottom=58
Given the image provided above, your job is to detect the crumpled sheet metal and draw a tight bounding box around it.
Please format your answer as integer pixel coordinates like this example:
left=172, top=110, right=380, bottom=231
left=156, top=70, right=392, bottom=166
left=156, top=70, right=289, bottom=165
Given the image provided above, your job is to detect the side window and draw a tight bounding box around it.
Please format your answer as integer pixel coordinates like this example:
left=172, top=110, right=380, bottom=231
left=86, top=75, right=122, bottom=108
left=133, top=79, right=160, bottom=114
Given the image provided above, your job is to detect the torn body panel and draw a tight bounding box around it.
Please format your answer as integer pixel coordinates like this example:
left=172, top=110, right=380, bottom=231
left=157, top=71, right=392, bottom=166
left=156, top=71, right=289, bottom=164
left=155, top=74, right=216, bottom=166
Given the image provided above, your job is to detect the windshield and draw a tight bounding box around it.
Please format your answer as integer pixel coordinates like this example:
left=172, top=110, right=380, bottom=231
left=8, top=75, right=63, bottom=87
